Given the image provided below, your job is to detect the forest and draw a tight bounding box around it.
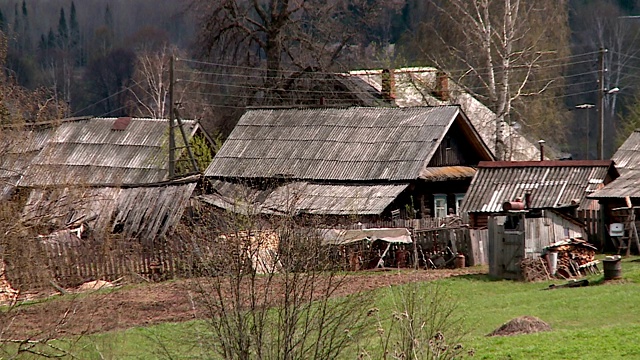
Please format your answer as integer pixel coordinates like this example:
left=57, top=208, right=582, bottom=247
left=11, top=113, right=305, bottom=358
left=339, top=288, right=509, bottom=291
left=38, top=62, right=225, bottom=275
left=2, top=0, right=640, bottom=160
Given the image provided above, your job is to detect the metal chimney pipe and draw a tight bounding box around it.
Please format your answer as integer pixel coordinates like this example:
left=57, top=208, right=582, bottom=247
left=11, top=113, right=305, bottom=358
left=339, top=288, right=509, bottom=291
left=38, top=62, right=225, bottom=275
left=538, top=140, right=546, bottom=161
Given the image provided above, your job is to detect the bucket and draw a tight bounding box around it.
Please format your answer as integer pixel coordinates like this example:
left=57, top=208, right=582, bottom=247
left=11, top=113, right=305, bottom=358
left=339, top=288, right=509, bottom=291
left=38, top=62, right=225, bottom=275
left=603, top=256, right=622, bottom=280
left=454, top=254, right=466, bottom=268
left=547, top=252, right=558, bottom=275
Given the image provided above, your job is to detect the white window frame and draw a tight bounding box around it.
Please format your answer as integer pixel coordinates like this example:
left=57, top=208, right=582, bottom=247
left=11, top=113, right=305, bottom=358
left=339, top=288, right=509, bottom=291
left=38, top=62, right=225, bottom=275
left=434, top=194, right=447, bottom=218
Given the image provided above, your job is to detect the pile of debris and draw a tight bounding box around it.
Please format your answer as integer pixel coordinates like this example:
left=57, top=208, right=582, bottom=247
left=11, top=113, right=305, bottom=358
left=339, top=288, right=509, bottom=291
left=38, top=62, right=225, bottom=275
left=544, top=238, right=599, bottom=278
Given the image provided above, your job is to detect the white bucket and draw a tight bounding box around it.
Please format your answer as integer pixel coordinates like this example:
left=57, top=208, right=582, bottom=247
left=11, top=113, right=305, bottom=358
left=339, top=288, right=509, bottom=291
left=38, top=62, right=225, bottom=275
left=548, top=252, right=558, bottom=275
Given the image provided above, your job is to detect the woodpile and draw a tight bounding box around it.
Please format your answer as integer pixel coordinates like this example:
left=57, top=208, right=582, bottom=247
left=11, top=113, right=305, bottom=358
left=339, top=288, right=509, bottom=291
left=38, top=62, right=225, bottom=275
left=520, top=257, right=550, bottom=282
left=520, top=238, right=599, bottom=282
left=545, top=238, right=597, bottom=278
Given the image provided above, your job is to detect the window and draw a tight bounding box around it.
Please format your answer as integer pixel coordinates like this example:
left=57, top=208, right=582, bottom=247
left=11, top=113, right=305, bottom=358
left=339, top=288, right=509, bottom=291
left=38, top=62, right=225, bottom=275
left=455, top=193, right=465, bottom=216
left=434, top=194, right=447, bottom=218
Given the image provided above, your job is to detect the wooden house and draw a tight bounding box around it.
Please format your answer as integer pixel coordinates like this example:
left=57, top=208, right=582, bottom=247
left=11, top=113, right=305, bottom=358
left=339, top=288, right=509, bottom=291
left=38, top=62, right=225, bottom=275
left=202, top=106, right=494, bottom=225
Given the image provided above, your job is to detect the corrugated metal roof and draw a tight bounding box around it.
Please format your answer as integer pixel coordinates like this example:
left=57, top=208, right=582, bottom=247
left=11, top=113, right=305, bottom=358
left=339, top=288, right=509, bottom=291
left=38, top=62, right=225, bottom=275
left=16, top=117, right=196, bottom=187
left=612, top=130, right=640, bottom=173
left=418, top=166, right=476, bottom=181
left=206, top=106, right=466, bottom=181
left=203, top=180, right=408, bottom=215
left=462, top=161, right=616, bottom=212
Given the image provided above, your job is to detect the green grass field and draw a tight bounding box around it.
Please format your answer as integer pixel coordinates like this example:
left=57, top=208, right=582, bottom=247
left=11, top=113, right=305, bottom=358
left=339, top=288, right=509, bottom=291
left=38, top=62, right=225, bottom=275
left=57, top=257, right=640, bottom=359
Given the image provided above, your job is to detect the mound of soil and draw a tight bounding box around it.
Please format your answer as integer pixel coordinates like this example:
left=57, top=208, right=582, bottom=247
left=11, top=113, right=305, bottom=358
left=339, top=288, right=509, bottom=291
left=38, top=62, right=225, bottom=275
left=487, top=316, right=551, bottom=337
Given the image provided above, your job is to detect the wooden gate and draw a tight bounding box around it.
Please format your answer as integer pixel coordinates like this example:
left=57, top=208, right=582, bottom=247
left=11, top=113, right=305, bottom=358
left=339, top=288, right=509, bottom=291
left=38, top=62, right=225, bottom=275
left=489, top=214, right=525, bottom=279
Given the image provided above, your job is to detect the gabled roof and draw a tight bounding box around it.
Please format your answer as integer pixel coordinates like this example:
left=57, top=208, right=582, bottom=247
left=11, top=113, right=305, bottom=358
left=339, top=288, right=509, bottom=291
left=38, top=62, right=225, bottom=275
left=5, top=117, right=197, bottom=188
left=462, top=160, right=618, bottom=213
left=349, top=67, right=546, bottom=161
left=205, top=106, right=493, bottom=181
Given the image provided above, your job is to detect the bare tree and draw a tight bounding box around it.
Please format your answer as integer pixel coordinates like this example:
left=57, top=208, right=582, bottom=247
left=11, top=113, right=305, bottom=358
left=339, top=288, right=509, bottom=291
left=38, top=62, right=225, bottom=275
left=416, top=0, right=569, bottom=160
left=191, top=0, right=400, bottom=105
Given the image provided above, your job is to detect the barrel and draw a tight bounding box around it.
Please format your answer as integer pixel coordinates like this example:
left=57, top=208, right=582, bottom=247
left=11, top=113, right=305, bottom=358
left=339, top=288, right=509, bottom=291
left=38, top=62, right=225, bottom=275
left=454, top=254, right=466, bottom=268
left=603, top=256, right=622, bottom=280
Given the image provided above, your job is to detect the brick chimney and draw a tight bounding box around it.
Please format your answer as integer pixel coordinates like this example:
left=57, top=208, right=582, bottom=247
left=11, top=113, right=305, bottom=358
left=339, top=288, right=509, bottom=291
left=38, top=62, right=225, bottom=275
left=381, top=68, right=396, bottom=100
left=435, top=70, right=449, bottom=101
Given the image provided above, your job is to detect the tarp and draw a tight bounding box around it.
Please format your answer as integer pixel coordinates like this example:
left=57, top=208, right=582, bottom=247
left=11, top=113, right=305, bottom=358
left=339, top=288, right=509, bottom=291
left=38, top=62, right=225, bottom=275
left=320, top=228, right=412, bottom=245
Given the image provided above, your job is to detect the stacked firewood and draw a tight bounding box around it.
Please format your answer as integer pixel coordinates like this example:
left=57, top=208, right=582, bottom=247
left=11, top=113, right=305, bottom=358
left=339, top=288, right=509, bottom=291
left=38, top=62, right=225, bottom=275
left=545, top=238, right=597, bottom=278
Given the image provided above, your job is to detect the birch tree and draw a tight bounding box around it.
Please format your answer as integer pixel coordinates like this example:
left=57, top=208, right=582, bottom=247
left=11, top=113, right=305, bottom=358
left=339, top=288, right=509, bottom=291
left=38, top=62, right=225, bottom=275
left=421, top=0, right=569, bottom=160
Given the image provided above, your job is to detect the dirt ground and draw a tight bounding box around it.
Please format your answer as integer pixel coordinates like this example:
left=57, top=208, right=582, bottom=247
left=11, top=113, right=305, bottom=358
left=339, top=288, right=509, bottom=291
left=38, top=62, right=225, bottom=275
left=4, top=267, right=486, bottom=339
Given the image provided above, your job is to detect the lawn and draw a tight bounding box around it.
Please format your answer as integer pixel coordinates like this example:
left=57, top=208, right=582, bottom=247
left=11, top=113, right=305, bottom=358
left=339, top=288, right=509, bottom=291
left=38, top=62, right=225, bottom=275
left=59, top=257, right=640, bottom=359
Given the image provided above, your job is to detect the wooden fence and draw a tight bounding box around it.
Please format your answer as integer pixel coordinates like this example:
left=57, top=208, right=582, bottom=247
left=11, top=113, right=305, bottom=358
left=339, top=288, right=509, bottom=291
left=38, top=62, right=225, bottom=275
left=577, top=209, right=602, bottom=248
left=4, top=235, right=193, bottom=291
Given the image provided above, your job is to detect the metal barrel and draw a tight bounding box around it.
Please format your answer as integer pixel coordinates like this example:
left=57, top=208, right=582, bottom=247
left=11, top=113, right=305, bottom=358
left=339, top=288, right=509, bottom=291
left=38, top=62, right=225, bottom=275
left=603, top=257, right=622, bottom=280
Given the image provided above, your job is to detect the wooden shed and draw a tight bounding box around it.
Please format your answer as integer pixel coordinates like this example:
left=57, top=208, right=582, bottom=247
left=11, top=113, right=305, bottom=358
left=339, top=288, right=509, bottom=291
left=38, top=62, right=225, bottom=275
left=488, top=209, right=585, bottom=280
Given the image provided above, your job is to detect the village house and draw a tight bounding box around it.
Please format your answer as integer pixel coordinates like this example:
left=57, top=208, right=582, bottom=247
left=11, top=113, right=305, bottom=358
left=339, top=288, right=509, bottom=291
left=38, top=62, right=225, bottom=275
left=348, top=67, right=558, bottom=161
left=460, top=160, right=619, bottom=278
left=201, top=106, right=494, bottom=226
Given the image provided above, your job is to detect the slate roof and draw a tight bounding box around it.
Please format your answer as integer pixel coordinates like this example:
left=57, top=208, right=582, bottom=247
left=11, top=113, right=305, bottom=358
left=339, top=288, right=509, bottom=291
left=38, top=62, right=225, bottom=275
left=588, top=130, right=640, bottom=199
left=11, top=117, right=197, bottom=188
left=201, top=180, right=408, bottom=215
left=611, top=130, right=640, bottom=174
left=205, top=106, right=491, bottom=181
left=461, top=160, right=618, bottom=213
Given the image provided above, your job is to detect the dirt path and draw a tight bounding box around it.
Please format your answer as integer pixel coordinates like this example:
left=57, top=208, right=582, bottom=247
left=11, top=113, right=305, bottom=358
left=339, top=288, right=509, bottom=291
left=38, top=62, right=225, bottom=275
left=4, top=267, right=486, bottom=339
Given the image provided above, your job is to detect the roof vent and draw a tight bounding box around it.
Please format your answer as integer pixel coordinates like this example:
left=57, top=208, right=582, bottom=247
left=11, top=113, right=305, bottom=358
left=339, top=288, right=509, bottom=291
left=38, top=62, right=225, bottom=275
left=112, top=117, right=132, bottom=131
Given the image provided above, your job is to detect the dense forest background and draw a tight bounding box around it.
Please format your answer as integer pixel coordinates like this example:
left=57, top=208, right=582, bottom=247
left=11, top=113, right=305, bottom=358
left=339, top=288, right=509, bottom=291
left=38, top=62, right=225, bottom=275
left=3, top=0, right=640, bottom=159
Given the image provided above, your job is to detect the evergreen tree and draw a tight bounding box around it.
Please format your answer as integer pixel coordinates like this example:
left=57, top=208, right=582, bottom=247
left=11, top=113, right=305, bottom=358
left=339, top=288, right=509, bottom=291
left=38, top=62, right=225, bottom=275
left=0, top=10, right=5, bottom=33
left=70, top=1, right=82, bottom=65
left=47, top=28, right=55, bottom=49
left=57, top=7, right=68, bottom=49
left=21, top=0, right=31, bottom=52
left=12, top=4, right=20, bottom=50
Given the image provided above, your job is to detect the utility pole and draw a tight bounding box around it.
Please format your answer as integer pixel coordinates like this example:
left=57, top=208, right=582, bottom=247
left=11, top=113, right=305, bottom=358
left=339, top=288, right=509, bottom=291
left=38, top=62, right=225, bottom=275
left=598, top=48, right=607, bottom=160
left=168, top=56, right=175, bottom=178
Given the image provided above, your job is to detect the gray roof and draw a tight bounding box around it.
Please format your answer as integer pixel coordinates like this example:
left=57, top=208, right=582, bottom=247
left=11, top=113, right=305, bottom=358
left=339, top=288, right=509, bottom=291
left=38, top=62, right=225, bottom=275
left=22, top=177, right=198, bottom=241
left=612, top=130, right=640, bottom=174
left=0, top=127, right=54, bottom=198
left=206, top=106, right=487, bottom=181
left=462, top=161, right=617, bottom=213
left=587, top=130, right=640, bottom=199
left=201, top=180, right=408, bottom=215
left=15, top=117, right=196, bottom=187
